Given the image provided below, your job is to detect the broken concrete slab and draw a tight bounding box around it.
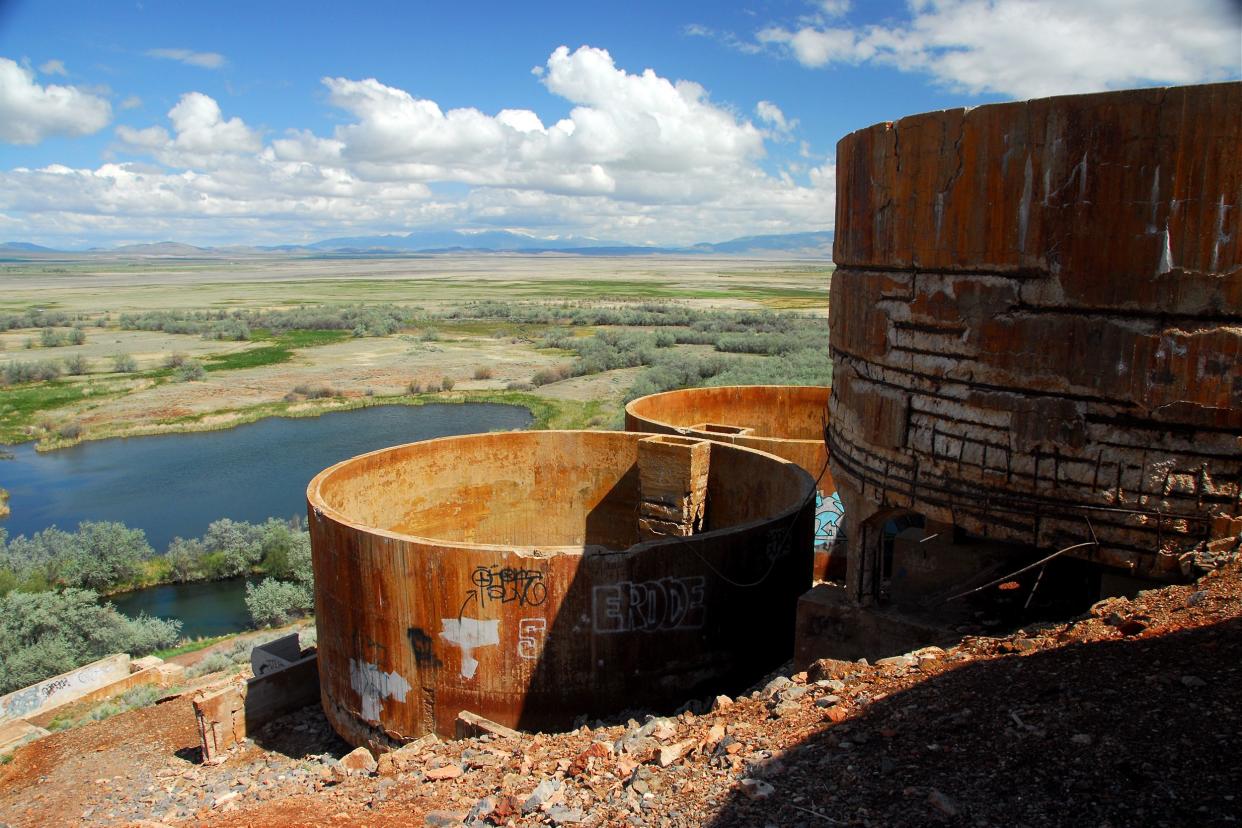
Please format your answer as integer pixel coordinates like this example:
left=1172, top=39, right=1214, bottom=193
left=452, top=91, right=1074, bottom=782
left=193, top=653, right=319, bottom=764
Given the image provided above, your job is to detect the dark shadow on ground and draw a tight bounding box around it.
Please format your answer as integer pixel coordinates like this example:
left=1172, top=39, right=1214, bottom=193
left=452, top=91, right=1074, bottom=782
left=708, top=617, right=1242, bottom=828
left=248, top=703, right=352, bottom=761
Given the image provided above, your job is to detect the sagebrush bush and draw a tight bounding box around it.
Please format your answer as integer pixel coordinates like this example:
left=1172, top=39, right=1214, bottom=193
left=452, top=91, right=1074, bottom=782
left=245, top=579, right=313, bottom=628
left=62, top=353, right=90, bottom=375
left=0, top=589, right=180, bottom=695
left=175, top=360, right=206, bottom=382
left=111, top=353, right=137, bottom=373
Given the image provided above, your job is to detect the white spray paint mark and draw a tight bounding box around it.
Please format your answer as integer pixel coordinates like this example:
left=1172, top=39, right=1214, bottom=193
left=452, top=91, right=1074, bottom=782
left=349, top=659, right=411, bottom=723
left=439, top=617, right=499, bottom=679
left=1212, top=194, right=1231, bottom=272
left=1157, top=224, right=1174, bottom=276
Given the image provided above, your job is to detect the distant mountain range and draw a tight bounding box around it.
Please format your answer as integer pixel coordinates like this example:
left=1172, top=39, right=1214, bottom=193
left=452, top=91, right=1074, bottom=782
left=0, top=230, right=833, bottom=258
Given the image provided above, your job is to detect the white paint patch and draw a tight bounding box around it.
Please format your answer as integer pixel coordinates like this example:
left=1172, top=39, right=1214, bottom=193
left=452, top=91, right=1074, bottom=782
left=1018, top=154, right=1033, bottom=252
left=1157, top=224, right=1174, bottom=275
left=439, top=617, right=500, bottom=679
left=1212, top=194, right=1231, bottom=272
left=349, top=658, right=411, bottom=723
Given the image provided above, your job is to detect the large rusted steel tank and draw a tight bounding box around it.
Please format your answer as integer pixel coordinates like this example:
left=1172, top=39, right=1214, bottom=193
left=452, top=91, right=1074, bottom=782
left=307, top=430, right=814, bottom=749
left=829, top=82, right=1242, bottom=603
left=625, top=385, right=844, bottom=580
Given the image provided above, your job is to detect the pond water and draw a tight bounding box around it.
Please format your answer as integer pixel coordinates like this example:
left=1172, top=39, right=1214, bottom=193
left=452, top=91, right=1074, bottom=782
left=0, top=402, right=532, bottom=551
left=110, top=577, right=255, bottom=639
left=1, top=403, right=532, bottom=634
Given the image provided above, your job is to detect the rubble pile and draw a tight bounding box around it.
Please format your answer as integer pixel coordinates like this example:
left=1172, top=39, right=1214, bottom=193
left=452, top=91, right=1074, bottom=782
left=1, top=560, right=1238, bottom=826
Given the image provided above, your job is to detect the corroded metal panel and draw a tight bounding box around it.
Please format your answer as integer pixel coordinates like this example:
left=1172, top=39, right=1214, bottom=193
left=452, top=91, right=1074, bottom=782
left=829, top=82, right=1242, bottom=595
left=308, top=430, right=814, bottom=750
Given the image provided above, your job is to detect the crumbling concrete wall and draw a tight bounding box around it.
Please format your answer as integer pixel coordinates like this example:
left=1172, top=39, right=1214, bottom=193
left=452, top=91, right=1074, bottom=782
left=829, top=82, right=1242, bottom=601
left=637, top=435, right=710, bottom=539
left=0, top=654, right=130, bottom=722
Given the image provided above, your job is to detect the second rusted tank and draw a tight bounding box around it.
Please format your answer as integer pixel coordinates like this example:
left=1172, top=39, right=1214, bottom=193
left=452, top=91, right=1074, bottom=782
left=307, top=429, right=814, bottom=750
left=625, top=385, right=842, bottom=579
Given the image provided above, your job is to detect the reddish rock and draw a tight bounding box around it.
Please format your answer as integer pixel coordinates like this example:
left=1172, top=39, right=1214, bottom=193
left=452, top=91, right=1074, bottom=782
left=338, top=746, right=376, bottom=775
left=424, top=764, right=463, bottom=781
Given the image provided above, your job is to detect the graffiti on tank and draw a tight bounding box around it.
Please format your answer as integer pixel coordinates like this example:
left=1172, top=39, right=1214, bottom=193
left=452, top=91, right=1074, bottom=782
left=407, top=627, right=443, bottom=668
left=439, top=617, right=500, bottom=679
left=467, top=565, right=548, bottom=609
left=815, top=490, right=845, bottom=547
left=593, top=576, right=707, bottom=634
left=517, top=617, right=547, bottom=660
left=349, top=658, right=412, bottom=723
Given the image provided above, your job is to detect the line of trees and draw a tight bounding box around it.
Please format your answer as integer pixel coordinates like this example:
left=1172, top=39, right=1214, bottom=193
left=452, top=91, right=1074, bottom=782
left=119, top=303, right=414, bottom=339
left=0, top=516, right=318, bottom=695
left=0, top=589, right=181, bottom=695
left=0, top=517, right=313, bottom=597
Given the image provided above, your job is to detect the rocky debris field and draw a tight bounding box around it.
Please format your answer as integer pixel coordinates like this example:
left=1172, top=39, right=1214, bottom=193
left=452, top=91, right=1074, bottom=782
left=1, top=560, right=1238, bottom=828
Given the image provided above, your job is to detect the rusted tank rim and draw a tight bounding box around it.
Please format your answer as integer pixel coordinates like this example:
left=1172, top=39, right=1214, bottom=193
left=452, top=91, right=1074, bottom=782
left=625, top=385, right=830, bottom=448
left=306, top=429, right=815, bottom=556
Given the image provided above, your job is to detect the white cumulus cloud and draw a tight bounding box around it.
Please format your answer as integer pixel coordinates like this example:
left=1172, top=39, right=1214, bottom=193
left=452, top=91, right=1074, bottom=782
left=755, top=0, right=1241, bottom=98
left=755, top=100, right=798, bottom=135
left=145, top=48, right=227, bottom=69
left=0, top=57, right=111, bottom=144
left=1, top=47, right=833, bottom=247
left=38, top=59, right=67, bottom=76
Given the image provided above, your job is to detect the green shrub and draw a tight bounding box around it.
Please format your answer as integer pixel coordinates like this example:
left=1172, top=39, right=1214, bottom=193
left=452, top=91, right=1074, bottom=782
left=440, top=376, right=455, bottom=391
left=39, top=328, right=65, bottom=348
left=174, top=360, right=206, bottom=382
left=200, top=518, right=263, bottom=577
left=0, top=589, right=180, bottom=695
left=111, top=353, right=137, bottom=373
left=1, top=360, right=63, bottom=384
left=62, top=353, right=90, bottom=375
left=245, top=579, right=313, bottom=628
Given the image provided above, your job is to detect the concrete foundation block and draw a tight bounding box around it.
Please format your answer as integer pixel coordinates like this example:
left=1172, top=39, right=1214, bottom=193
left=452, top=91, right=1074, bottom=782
left=131, top=655, right=164, bottom=672
left=193, top=653, right=319, bottom=764
left=0, top=719, right=49, bottom=756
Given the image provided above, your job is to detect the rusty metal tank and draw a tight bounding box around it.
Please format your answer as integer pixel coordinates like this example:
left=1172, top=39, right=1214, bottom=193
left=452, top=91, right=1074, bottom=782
left=625, top=385, right=843, bottom=580
left=307, top=429, right=814, bottom=749
left=829, top=82, right=1242, bottom=602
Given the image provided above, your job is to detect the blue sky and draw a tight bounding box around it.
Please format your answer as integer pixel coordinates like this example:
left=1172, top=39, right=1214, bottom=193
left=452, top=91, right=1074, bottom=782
left=0, top=0, right=1238, bottom=248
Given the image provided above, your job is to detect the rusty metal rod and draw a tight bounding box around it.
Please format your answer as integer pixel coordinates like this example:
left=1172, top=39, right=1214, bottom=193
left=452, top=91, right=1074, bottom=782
left=942, top=541, right=1098, bottom=603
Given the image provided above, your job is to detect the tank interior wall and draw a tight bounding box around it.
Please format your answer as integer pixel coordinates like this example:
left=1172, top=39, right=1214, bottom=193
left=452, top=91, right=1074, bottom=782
left=626, top=386, right=845, bottom=579
left=308, top=431, right=815, bottom=749
left=626, top=385, right=831, bottom=443
left=312, top=430, right=807, bottom=550
left=828, top=82, right=1242, bottom=602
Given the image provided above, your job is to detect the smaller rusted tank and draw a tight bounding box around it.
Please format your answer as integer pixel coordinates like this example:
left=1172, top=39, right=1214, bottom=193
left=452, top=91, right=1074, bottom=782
left=625, top=385, right=842, bottom=579
left=307, top=430, right=813, bottom=750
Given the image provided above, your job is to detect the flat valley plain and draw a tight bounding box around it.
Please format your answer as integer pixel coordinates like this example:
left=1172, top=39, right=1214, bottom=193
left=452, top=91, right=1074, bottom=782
left=0, top=252, right=831, bottom=448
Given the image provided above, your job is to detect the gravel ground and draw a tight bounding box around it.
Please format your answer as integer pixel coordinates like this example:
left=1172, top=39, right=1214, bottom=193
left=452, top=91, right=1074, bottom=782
left=1, top=559, right=1238, bottom=827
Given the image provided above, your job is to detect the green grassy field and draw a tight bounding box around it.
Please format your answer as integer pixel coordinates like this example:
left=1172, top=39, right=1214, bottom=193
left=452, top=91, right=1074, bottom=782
left=0, top=254, right=831, bottom=449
